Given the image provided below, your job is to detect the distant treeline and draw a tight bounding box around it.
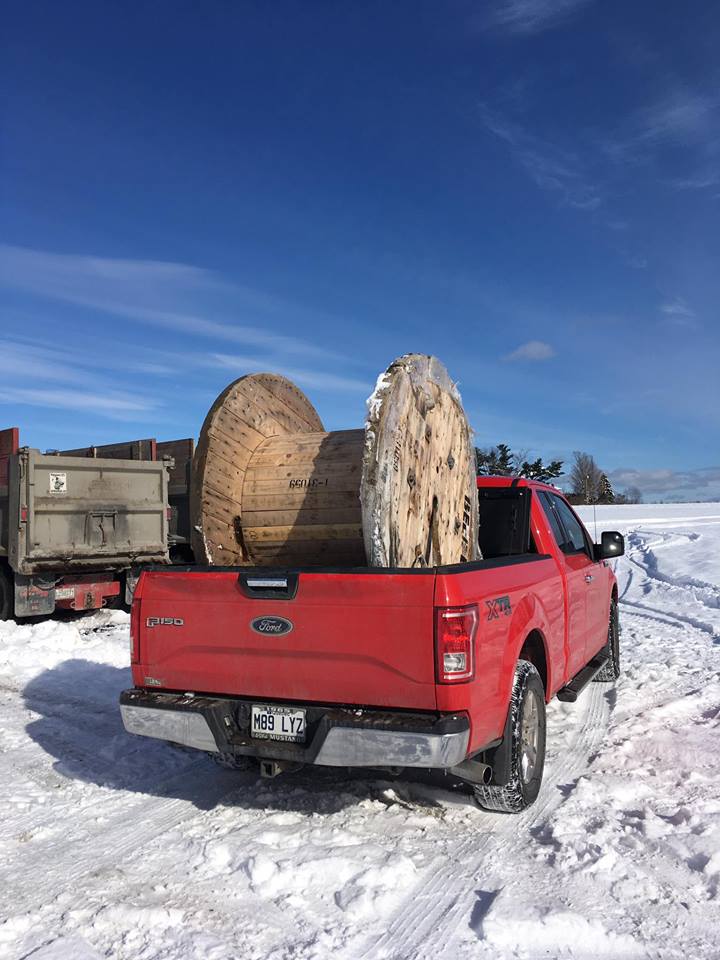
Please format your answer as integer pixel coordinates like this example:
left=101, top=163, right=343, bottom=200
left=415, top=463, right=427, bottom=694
left=475, top=445, right=642, bottom=505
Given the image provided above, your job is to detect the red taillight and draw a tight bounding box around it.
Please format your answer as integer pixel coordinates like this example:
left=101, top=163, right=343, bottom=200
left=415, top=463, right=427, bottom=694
left=20, top=506, right=28, bottom=522
left=435, top=605, right=478, bottom=683
left=166, top=506, right=173, bottom=522
left=130, top=598, right=141, bottom=663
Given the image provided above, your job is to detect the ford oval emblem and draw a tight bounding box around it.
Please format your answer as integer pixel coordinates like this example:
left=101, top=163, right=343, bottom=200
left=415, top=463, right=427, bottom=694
left=250, top=615, right=293, bottom=636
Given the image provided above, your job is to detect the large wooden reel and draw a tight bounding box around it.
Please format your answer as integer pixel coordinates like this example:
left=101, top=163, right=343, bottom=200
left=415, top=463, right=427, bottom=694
left=361, top=354, right=478, bottom=567
left=191, top=355, right=479, bottom=567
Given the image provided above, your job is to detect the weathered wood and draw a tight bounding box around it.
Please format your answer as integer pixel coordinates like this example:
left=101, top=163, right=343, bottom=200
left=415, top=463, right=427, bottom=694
left=361, top=354, right=479, bottom=567
left=191, top=355, right=479, bottom=568
left=241, top=430, right=364, bottom=566
left=190, top=374, right=324, bottom=564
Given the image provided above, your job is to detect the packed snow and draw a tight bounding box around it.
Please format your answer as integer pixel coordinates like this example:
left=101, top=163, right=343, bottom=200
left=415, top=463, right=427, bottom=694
left=1, top=503, right=719, bottom=959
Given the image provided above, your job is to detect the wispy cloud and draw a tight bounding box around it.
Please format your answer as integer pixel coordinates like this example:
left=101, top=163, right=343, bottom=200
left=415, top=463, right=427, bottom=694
left=486, top=0, right=593, bottom=35
left=602, top=89, right=719, bottom=165
left=479, top=106, right=602, bottom=210
left=626, top=255, right=648, bottom=270
left=209, top=354, right=371, bottom=393
left=659, top=298, right=698, bottom=328
left=0, top=340, right=87, bottom=386
left=637, top=92, right=716, bottom=144
left=0, top=337, right=177, bottom=387
left=504, top=340, right=555, bottom=361
left=666, top=170, right=720, bottom=192
left=0, top=386, right=159, bottom=420
left=0, top=245, right=343, bottom=361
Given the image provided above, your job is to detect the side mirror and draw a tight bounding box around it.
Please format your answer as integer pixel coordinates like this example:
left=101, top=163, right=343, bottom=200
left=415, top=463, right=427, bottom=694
left=596, top=530, right=624, bottom=560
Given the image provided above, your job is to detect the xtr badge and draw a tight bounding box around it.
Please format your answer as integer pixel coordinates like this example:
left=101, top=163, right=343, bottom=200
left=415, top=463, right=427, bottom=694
left=486, top=596, right=512, bottom=621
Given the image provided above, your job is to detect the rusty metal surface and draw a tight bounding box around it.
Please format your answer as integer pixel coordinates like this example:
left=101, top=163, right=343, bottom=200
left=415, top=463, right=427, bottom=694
left=55, top=438, right=157, bottom=460
left=5, top=449, right=170, bottom=575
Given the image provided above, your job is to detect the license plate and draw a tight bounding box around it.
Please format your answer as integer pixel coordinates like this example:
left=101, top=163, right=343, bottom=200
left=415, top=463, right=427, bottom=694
left=55, top=587, right=75, bottom=600
left=251, top=704, right=306, bottom=743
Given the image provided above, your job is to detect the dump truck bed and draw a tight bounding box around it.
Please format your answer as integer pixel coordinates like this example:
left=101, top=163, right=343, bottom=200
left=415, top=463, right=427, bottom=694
left=2, top=447, right=169, bottom=574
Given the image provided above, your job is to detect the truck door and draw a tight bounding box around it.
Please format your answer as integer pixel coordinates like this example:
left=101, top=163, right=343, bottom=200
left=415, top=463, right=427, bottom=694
left=537, top=491, right=594, bottom=678
left=551, top=497, right=608, bottom=658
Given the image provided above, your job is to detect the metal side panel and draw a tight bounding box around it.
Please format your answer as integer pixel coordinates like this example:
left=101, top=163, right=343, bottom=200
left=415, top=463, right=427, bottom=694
left=10, top=449, right=170, bottom=574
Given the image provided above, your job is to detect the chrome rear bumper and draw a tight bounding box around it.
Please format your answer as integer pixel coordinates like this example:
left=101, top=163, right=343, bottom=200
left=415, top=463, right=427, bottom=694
left=314, top=725, right=469, bottom=768
left=120, top=690, right=470, bottom=769
left=121, top=703, right=219, bottom=753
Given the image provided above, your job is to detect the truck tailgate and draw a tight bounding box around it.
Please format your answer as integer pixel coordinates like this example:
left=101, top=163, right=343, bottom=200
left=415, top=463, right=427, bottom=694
left=9, top=449, right=169, bottom=573
left=134, top=569, right=438, bottom=710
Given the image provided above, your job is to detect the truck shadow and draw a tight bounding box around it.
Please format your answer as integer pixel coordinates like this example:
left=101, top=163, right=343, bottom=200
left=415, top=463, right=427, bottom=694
left=22, top=659, right=471, bottom=816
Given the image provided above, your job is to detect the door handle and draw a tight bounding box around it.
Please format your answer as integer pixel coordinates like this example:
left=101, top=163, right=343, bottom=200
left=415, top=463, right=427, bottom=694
left=584, top=574, right=594, bottom=583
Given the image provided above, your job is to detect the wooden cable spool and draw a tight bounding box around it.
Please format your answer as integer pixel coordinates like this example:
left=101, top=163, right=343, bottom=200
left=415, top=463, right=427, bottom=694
left=190, top=354, right=479, bottom=568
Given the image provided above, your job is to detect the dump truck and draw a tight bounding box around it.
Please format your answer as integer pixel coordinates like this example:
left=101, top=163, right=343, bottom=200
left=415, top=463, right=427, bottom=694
left=0, top=427, right=194, bottom=619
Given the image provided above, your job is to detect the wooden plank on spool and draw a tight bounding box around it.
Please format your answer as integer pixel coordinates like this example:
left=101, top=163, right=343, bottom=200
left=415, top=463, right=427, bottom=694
left=243, top=523, right=363, bottom=543
left=247, top=541, right=367, bottom=567
left=241, top=489, right=362, bottom=511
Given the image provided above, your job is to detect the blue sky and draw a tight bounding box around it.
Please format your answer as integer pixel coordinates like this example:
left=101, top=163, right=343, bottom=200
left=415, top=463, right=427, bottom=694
left=2, top=0, right=719, bottom=501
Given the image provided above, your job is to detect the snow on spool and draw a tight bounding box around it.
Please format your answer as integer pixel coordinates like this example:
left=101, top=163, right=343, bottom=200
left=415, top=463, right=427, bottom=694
left=190, top=354, right=479, bottom=568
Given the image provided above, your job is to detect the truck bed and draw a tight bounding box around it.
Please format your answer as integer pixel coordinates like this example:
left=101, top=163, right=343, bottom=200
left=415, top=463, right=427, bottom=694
left=129, top=552, right=557, bottom=753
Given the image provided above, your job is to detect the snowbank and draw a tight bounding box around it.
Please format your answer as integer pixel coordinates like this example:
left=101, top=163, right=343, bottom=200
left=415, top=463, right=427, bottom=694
left=1, top=504, right=719, bottom=959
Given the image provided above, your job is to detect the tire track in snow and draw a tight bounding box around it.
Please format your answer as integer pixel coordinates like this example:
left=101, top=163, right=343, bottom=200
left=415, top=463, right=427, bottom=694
left=619, top=597, right=718, bottom=640
left=0, top=759, right=246, bottom=917
left=620, top=529, right=720, bottom=640
left=350, top=682, right=610, bottom=960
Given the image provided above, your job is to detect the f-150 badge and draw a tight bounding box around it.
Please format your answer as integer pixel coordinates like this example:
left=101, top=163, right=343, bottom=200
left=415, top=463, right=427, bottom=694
left=486, top=596, right=512, bottom=620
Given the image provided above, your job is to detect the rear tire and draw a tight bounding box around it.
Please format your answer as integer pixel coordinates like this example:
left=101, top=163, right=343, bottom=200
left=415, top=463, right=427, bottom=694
left=473, top=659, right=546, bottom=814
left=0, top=565, right=13, bottom=621
left=594, top=598, right=620, bottom=682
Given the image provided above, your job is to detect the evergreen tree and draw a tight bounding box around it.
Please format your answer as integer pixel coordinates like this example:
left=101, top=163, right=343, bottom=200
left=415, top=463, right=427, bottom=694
left=518, top=457, right=564, bottom=483
left=476, top=443, right=514, bottom=476
left=476, top=443, right=563, bottom=482
left=598, top=473, right=615, bottom=503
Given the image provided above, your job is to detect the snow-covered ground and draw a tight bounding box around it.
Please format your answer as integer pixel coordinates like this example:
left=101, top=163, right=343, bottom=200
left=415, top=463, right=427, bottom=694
left=1, top=503, right=719, bottom=959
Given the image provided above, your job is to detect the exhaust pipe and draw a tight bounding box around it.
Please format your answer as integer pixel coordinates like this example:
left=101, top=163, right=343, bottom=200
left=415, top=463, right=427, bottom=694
left=449, top=759, right=493, bottom=785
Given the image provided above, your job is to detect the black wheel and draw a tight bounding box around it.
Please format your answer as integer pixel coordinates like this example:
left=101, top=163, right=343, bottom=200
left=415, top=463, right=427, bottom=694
left=594, top=598, right=620, bottom=682
left=0, top=565, right=13, bottom=621
left=473, top=659, right=546, bottom=814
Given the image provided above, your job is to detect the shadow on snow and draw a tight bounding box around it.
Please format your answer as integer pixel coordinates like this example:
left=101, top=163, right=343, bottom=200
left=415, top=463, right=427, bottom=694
left=22, top=658, right=472, bottom=815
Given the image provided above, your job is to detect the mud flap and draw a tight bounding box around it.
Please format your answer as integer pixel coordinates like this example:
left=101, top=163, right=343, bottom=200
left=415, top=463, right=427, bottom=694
left=14, top=574, right=55, bottom=617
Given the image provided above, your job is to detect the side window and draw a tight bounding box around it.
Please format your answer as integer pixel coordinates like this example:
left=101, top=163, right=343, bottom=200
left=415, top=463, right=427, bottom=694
left=538, top=492, right=569, bottom=551
left=552, top=495, right=591, bottom=557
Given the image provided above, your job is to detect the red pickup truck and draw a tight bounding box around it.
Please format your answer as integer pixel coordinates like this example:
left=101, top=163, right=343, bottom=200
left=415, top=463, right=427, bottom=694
left=120, top=478, right=624, bottom=813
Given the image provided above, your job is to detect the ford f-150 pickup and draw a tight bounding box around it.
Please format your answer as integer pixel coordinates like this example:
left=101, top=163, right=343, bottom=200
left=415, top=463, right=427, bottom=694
left=120, top=477, right=624, bottom=812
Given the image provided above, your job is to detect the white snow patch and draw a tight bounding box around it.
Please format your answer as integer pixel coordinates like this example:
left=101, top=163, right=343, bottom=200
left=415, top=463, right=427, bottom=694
left=1, top=503, right=719, bottom=958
